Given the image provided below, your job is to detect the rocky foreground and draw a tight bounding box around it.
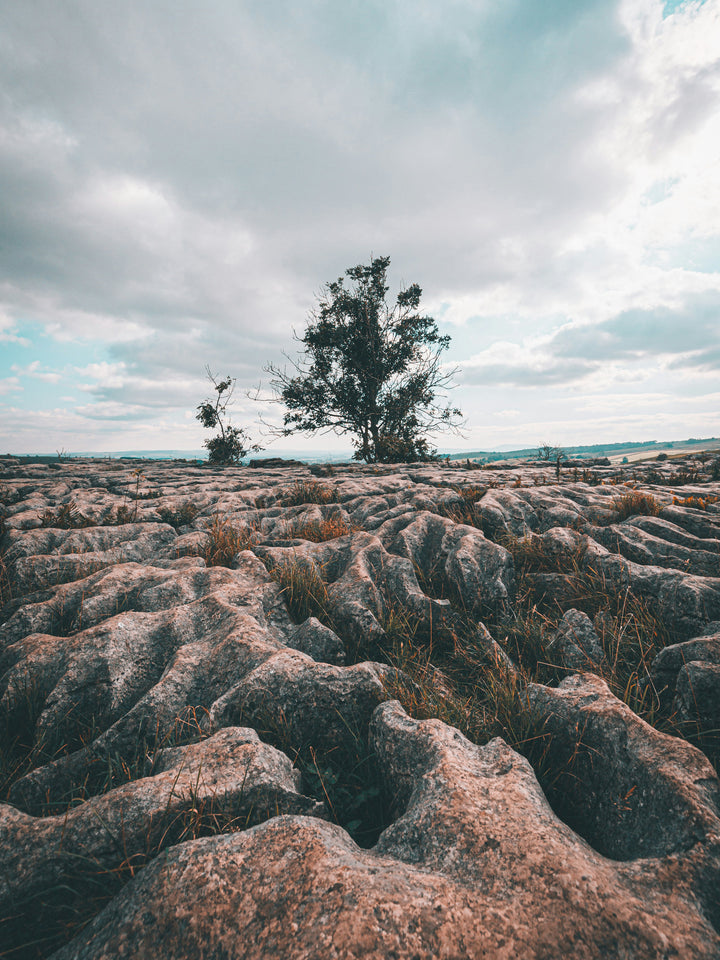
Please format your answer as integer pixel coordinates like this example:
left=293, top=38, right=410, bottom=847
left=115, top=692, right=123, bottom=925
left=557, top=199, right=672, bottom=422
left=1, top=453, right=720, bottom=958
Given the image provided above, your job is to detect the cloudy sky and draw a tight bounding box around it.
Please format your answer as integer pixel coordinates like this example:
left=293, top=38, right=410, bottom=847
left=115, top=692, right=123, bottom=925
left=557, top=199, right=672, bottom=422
left=1, top=0, right=718, bottom=455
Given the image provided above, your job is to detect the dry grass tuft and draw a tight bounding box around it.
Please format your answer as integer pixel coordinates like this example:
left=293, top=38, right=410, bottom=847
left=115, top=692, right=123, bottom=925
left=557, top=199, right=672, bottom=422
left=281, top=479, right=339, bottom=507
left=283, top=514, right=357, bottom=542
left=267, top=557, right=333, bottom=624
left=204, top=514, right=257, bottom=567
left=672, top=495, right=720, bottom=510
left=612, top=491, right=661, bottom=521
left=157, top=501, right=201, bottom=528
left=40, top=501, right=94, bottom=529
left=435, top=484, right=491, bottom=527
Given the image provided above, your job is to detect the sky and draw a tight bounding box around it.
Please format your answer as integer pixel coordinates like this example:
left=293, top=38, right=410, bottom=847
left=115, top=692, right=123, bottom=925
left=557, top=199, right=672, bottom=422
left=0, top=0, right=719, bottom=456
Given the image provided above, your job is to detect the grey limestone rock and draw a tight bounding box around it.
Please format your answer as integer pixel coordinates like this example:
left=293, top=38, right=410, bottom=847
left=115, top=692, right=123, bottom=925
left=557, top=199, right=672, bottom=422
left=548, top=608, right=606, bottom=670
left=47, top=701, right=720, bottom=960
left=649, top=634, right=720, bottom=704
left=527, top=674, right=720, bottom=862
left=0, top=727, right=323, bottom=950
left=2, top=456, right=720, bottom=958
left=288, top=616, right=346, bottom=664
left=675, top=659, right=720, bottom=727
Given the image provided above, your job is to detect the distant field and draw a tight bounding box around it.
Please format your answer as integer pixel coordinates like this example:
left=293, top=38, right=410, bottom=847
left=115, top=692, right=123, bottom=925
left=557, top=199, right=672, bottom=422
left=449, top=436, right=720, bottom=465
left=605, top=440, right=720, bottom=465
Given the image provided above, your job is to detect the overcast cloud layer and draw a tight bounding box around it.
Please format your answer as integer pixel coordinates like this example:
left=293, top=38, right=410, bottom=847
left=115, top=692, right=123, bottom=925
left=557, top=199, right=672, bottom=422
left=1, top=0, right=718, bottom=454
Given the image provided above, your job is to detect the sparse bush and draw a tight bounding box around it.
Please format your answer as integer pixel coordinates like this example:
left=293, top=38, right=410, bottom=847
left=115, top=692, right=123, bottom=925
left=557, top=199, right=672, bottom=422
left=196, top=367, right=259, bottom=465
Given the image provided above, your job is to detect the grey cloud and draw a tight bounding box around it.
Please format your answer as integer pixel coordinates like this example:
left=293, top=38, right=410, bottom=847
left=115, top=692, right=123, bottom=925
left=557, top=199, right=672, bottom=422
left=73, top=404, right=158, bottom=422
left=457, top=358, right=598, bottom=388
left=551, top=295, right=720, bottom=363
left=0, top=0, right=634, bottom=294
left=669, top=346, right=720, bottom=372
left=456, top=291, right=720, bottom=389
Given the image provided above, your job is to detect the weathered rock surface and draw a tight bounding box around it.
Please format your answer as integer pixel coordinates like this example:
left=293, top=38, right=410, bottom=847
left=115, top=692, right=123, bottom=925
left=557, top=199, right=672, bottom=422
left=527, top=674, right=720, bottom=863
left=48, top=701, right=720, bottom=960
left=1, top=455, right=719, bottom=958
left=548, top=607, right=606, bottom=670
left=0, top=727, right=323, bottom=948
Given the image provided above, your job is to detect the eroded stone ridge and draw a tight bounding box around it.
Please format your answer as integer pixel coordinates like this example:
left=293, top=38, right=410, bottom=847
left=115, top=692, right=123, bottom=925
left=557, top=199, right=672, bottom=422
left=1, top=454, right=719, bottom=958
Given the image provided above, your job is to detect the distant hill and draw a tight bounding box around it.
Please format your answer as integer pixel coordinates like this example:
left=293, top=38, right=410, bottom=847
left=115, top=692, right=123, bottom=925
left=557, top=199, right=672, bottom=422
left=447, top=437, right=720, bottom=463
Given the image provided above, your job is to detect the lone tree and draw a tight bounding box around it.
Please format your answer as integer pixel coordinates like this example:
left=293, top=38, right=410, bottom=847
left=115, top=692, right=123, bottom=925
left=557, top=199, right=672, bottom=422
left=267, top=256, right=462, bottom=463
left=196, top=367, right=258, bottom=464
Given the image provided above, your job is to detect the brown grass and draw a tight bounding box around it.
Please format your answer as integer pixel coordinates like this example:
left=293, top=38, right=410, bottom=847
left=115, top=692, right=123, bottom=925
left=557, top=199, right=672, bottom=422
left=672, top=495, right=720, bottom=510
left=266, top=557, right=333, bottom=624
left=204, top=514, right=257, bottom=566
left=435, top=484, right=491, bottom=527
left=280, top=479, right=339, bottom=507
left=283, top=515, right=357, bottom=542
left=40, top=501, right=94, bottom=529
left=612, top=491, right=661, bottom=520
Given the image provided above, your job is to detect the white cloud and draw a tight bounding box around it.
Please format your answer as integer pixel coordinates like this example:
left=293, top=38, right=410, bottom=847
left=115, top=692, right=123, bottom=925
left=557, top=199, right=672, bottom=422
left=11, top=361, right=62, bottom=383
left=0, top=377, right=21, bottom=395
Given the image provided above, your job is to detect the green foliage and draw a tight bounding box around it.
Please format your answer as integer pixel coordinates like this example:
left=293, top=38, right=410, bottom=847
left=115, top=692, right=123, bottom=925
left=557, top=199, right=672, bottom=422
left=196, top=367, right=258, bottom=464
left=268, top=256, right=462, bottom=463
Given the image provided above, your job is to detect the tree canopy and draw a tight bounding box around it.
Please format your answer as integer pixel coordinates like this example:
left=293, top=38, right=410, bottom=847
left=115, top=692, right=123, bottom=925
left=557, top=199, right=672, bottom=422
left=268, top=256, right=462, bottom=462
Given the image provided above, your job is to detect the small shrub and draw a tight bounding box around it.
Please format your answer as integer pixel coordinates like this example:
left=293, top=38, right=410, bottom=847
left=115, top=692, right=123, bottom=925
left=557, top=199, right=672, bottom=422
left=612, top=491, right=661, bottom=521
left=196, top=368, right=259, bottom=465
